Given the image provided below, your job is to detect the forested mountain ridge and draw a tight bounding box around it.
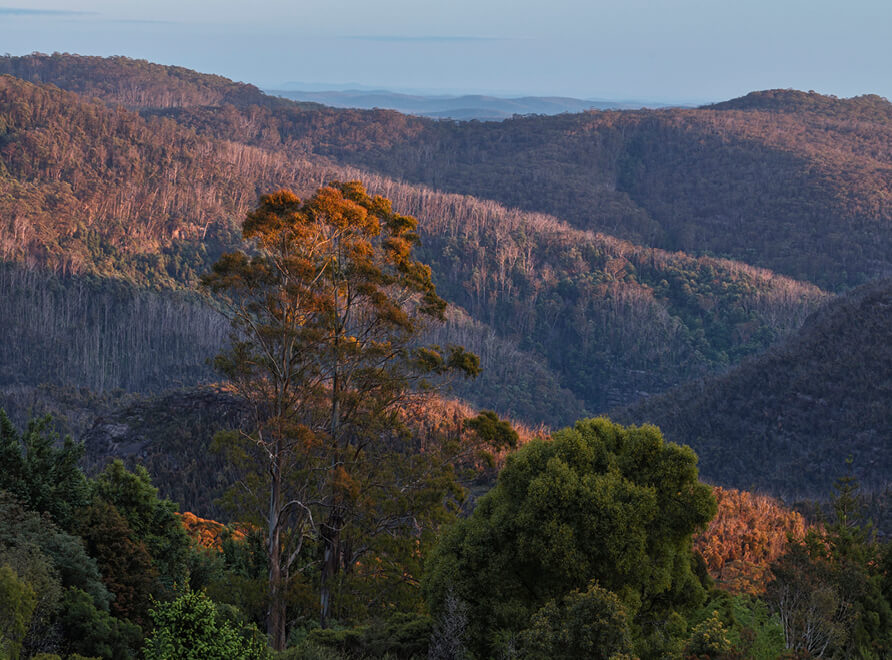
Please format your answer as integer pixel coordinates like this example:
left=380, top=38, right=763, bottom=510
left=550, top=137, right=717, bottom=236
left=0, top=71, right=827, bottom=422
left=0, top=73, right=283, bottom=286
left=0, top=52, right=286, bottom=110
left=296, top=104, right=892, bottom=289
left=5, top=53, right=891, bottom=289
left=707, top=88, right=892, bottom=119
left=157, top=93, right=892, bottom=289
left=614, top=278, right=892, bottom=499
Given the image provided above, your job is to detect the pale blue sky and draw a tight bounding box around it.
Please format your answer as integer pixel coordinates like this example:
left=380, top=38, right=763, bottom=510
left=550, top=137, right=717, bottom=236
left=1, top=1, right=889, bottom=102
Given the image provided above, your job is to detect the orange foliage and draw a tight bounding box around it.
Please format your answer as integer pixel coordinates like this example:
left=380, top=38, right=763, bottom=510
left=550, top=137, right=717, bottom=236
left=694, top=486, right=808, bottom=594
left=178, top=511, right=245, bottom=550
left=399, top=395, right=546, bottom=450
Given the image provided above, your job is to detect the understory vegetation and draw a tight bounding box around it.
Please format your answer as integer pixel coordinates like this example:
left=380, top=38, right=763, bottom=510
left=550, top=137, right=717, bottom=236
left=2, top=409, right=890, bottom=659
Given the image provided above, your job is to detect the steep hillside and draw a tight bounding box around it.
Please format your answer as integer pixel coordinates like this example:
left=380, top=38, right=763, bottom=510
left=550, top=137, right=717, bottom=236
left=0, top=264, right=226, bottom=393
left=0, top=263, right=585, bottom=426
left=0, top=73, right=291, bottom=287
left=4, top=55, right=892, bottom=288
left=363, top=174, right=828, bottom=412
left=615, top=279, right=892, bottom=499
left=295, top=102, right=892, bottom=289
left=0, top=72, right=827, bottom=422
left=79, top=387, right=251, bottom=517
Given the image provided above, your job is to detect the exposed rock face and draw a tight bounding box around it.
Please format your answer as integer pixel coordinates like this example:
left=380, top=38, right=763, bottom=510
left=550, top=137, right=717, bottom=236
left=82, top=387, right=249, bottom=465
left=80, top=387, right=251, bottom=518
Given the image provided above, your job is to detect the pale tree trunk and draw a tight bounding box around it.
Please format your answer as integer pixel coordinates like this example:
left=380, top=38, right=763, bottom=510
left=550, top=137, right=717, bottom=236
left=320, top=343, right=341, bottom=628
left=268, top=453, right=287, bottom=651
left=319, top=507, right=345, bottom=629
left=319, top=521, right=336, bottom=628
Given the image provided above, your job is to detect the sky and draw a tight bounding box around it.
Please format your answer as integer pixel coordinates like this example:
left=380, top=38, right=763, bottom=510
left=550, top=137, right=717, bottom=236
left=1, top=1, right=890, bottom=103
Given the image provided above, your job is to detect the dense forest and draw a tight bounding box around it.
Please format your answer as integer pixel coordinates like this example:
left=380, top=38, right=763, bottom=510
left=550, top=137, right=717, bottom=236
left=0, top=53, right=890, bottom=658
left=4, top=53, right=892, bottom=290
left=5, top=406, right=889, bottom=659
left=0, top=67, right=830, bottom=422
left=616, top=278, right=892, bottom=499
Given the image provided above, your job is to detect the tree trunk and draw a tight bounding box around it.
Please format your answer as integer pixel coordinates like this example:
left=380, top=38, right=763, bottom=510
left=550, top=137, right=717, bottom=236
left=321, top=345, right=341, bottom=628
left=268, top=456, right=287, bottom=651
left=319, top=514, right=340, bottom=628
left=319, top=532, right=332, bottom=628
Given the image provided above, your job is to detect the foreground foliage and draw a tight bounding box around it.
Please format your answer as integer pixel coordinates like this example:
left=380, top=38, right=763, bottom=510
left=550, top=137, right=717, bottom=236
left=142, top=589, right=267, bottom=660
left=520, top=582, right=634, bottom=659
left=0, top=411, right=201, bottom=659
left=1, top=405, right=890, bottom=659
left=766, top=474, right=892, bottom=658
left=424, top=417, right=717, bottom=659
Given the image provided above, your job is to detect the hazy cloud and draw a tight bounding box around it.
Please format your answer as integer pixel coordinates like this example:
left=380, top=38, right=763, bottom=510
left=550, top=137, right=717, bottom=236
left=342, top=35, right=511, bottom=43
left=0, top=7, right=96, bottom=16
left=104, top=18, right=179, bottom=25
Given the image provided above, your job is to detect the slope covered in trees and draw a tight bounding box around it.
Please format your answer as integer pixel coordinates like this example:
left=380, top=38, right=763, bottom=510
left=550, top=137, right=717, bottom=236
left=0, top=264, right=226, bottom=393
left=75, top=387, right=545, bottom=520
left=0, top=52, right=283, bottom=110
left=5, top=55, right=892, bottom=289
left=291, top=101, right=892, bottom=289
left=0, top=69, right=828, bottom=421
left=615, top=279, right=892, bottom=499
left=693, top=487, right=808, bottom=595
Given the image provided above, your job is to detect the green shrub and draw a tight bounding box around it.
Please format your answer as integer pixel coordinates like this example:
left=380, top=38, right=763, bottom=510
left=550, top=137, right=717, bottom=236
left=142, top=589, right=268, bottom=660
left=0, top=564, right=36, bottom=660
left=520, top=583, right=633, bottom=660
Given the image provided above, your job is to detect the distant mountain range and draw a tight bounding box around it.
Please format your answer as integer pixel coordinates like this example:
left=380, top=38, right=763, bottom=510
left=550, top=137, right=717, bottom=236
left=265, top=89, right=669, bottom=120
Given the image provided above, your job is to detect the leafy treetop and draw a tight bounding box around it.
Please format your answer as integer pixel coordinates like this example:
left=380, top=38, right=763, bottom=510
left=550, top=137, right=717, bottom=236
left=424, top=417, right=716, bottom=659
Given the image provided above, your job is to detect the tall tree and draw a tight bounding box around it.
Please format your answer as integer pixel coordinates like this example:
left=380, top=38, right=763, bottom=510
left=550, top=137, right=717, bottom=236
left=77, top=497, right=157, bottom=628
left=91, top=460, right=192, bottom=598
left=202, top=182, right=478, bottom=649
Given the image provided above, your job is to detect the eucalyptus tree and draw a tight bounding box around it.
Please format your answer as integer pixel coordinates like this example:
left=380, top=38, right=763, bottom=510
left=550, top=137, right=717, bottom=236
left=203, top=181, right=478, bottom=648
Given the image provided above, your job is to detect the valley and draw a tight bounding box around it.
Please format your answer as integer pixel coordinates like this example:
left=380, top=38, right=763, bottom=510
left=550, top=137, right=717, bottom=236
left=0, top=52, right=889, bottom=659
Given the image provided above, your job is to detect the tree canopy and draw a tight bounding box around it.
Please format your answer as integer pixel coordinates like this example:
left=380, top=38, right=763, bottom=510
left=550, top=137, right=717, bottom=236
left=424, top=417, right=716, bottom=659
